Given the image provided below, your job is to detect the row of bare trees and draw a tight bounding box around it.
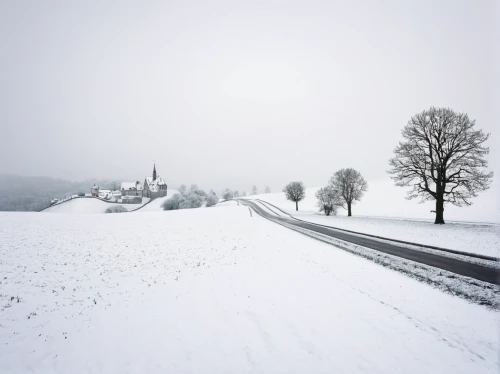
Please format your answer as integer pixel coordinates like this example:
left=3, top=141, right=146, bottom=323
left=283, top=169, right=368, bottom=216
left=282, top=108, right=493, bottom=224
left=315, top=169, right=368, bottom=216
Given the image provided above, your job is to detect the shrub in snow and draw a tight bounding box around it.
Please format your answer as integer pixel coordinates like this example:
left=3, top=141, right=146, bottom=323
left=178, top=184, right=187, bottom=196
left=162, top=193, right=183, bottom=210
left=162, top=188, right=218, bottom=210
left=179, top=193, right=203, bottom=209
left=189, top=184, right=207, bottom=198
left=77, top=192, right=85, bottom=197
left=206, top=194, right=218, bottom=207
left=315, top=187, right=342, bottom=216
left=105, top=205, right=128, bottom=213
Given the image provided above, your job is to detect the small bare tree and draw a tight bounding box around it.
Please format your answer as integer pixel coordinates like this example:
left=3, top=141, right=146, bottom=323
left=283, top=181, right=305, bottom=211
left=388, top=107, right=493, bottom=224
left=329, top=168, right=368, bottom=217
left=251, top=185, right=258, bottom=195
left=265, top=186, right=271, bottom=193
left=315, top=187, right=342, bottom=216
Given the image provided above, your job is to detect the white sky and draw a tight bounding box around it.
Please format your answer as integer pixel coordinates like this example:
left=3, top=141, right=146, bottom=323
left=0, top=0, right=498, bottom=192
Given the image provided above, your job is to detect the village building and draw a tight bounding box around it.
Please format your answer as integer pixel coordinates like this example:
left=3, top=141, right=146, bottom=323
left=91, top=184, right=99, bottom=197
left=119, top=164, right=167, bottom=200
left=143, top=164, right=167, bottom=199
left=120, top=181, right=144, bottom=197
left=98, top=189, right=112, bottom=200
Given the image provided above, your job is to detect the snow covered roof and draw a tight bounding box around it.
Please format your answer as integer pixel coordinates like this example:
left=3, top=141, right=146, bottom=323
left=145, top=176, right=167, bottom=192
left=121, top=182, right=144, bottom=191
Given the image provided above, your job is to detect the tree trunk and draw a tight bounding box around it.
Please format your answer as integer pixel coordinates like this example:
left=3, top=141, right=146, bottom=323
left=347, top=201, right=352, bottom=216
left=434, top=195, right=445, bottom=224
left=295, top=200, right=298, bottom=211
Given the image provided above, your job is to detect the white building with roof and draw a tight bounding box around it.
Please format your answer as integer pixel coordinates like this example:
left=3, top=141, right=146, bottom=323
left=143, top=164, right=167, bottom=199
left=121, top=181, right=144, bottom=197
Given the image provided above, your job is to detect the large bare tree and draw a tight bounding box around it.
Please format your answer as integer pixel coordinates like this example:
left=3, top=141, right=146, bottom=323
left=329, top=168, right=368, bottom=217
left=283, top=181, right=305, bottom=211
left=388, top=107, right=493, bottom=224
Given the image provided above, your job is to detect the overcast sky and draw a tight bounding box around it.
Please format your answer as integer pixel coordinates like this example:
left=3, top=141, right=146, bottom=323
left=0, top=0, right=498, bottom=192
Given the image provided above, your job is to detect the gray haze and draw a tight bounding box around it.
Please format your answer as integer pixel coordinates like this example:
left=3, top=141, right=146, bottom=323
left=0, top=0, right=498, bottom=192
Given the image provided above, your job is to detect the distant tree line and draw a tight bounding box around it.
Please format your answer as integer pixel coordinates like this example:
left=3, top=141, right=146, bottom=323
left=220, top=185, right=272, bottom=200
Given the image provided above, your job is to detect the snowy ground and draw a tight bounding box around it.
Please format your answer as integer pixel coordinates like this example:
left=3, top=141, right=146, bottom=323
left=136, top=189, right=179, bottom=212
left=252, top=177, right=500, bottom=223
left=43, top=197, right=150, bottom=214
left=43, top=189, right=180, bottom=214
left=246, top=184, right=500, bottom=258
left=0, top=204, right=498, bottom=373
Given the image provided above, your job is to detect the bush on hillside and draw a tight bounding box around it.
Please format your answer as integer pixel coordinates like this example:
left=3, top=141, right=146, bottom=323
left=105, top=205, right=128, bottom=213
left=162, top=186, right=218, bottom=210
left=206, top=194, right=218, bottom=207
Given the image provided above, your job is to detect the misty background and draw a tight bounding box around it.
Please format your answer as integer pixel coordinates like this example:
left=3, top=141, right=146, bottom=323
left=0, top=1, right=498, bottom=211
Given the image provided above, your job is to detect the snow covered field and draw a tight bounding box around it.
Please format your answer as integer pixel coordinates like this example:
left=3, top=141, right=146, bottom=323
left=246, top=179, right=500, bottom=258
left=251, top=177, right=500, bottom=223
left=43, top=197, right=150, bottom=214
left=43, top=190, right=180, bottom=214
left=0, top=204, right=498, bottom=373
left=136, top=189, right=179, bottom=212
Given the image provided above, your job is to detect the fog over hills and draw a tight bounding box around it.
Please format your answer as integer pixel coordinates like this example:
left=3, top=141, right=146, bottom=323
left=0, top=174, right=120, bottom=211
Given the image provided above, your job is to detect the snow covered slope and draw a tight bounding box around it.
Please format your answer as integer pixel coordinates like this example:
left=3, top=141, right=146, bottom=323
left=42, top=197, right=149, bottom=214
left=42, top=189, right=181, bottom=214
left=251, top=177, right=500, bottom=223
left=245, top=178, right=499, bottom=257
left=136, top=189, right=179, bottom=212
left=0, top=205, right=497, bottom=373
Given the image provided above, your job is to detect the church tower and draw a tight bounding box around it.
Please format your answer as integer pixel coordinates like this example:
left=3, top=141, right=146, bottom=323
left=152, top=163, right=157, bottom=181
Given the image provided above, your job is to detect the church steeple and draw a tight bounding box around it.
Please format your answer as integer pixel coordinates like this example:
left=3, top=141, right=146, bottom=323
left=152, top=163, right=157, bottom=181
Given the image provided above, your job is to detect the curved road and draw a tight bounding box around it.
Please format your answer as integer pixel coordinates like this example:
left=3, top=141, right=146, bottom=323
left=239, top=199, right=500, bottom=286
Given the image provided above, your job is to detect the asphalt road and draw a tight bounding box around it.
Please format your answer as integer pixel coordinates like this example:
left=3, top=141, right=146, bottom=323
left=239, top=199, right=500, bottom=286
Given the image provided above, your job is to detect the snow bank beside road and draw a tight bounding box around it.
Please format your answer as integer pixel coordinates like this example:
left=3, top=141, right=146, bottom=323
left=247, top=184, right=499, bottom=257
left=0, top=207, right=498, bottom=373
left=290, top=214, right=500, bottom=258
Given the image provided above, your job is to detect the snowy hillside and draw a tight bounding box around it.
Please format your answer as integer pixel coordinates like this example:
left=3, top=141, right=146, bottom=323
left=42, top=197, right=150, bottom=214
left=42, top=189, right=181, bottom=214
left=250, top=177, right=500, bottom=223
left=244, top=178, right=500, bottom=257
left=0, top=205, right=497, bottom=373
left=136, top=190, right=179, bottom=212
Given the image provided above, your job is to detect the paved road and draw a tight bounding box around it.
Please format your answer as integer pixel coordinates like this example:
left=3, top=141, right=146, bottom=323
left=239, top=199, right=500, bottom=286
